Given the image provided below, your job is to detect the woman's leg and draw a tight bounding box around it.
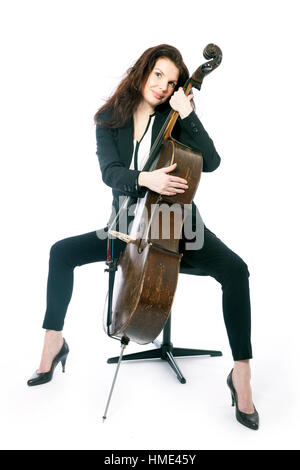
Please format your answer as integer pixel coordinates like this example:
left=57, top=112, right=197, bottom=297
left=38, top=229, right=124, bottom=372
left=180, top=225, right=254, bottom=413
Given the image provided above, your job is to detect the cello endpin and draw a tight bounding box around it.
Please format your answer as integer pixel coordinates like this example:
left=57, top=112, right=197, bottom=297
left=101, top=336, right=129, bottom=421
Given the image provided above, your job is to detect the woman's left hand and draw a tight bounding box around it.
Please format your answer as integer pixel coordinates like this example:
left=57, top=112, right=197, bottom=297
left=169, top=87, right=194, bottom=119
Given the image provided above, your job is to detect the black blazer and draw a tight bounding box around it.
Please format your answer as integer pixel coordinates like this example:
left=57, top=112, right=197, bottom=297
left=95, top=103, right=221, bottom=227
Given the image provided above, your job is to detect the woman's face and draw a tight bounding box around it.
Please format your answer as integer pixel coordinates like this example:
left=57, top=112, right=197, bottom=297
left=142, top=57, right=180, bottom=109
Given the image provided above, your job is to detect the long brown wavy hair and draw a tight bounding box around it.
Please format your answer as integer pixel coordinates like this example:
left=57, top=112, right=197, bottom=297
left=94, top=44, right=189, bottom=128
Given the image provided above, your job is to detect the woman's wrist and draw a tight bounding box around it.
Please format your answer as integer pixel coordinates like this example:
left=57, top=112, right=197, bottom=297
left=138, top=171, right=148, bottom=188
left=179, top=105, right=193, bottom=120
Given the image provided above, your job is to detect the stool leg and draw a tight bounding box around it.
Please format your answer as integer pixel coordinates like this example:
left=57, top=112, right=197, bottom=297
left=172, top=347, right=222, bottom=357
left=164, top=350, right=186, bottom=384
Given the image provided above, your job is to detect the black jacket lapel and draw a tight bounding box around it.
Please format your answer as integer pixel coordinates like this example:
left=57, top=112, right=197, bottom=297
left=117, top=117, right=134, bottom=167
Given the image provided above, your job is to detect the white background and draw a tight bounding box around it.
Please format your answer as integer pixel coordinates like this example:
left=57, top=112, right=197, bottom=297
left=0, top=0, right=299, bottom=450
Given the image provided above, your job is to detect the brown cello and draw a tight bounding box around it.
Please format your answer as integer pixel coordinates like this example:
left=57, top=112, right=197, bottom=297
left=102, top=44, right=222, bottom=421
left=106, top=44, right=222, bottom=344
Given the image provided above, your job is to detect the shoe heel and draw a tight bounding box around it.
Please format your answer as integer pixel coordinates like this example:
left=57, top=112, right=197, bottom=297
left=61, top=355, right=68, bottom=373
left=230, top=391, right=235, bottom=407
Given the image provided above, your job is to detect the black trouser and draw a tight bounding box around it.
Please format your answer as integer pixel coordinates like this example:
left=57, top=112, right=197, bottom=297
left=42, top=226, right=252, bottom=361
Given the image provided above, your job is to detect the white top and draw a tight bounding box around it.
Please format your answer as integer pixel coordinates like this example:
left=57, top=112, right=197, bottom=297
left=129, top=113, right=155, bottom=171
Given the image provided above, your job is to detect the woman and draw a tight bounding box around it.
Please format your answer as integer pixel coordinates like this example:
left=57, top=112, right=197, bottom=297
left=27, top=44, right=259, bottom=430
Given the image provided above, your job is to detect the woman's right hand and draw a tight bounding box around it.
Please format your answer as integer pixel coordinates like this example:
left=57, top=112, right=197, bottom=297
left=138, top=163, right=188, bottom=196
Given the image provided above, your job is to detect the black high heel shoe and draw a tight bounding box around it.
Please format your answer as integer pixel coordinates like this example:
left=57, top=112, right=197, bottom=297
left=27, top=338, right=69, bottom=386
left=227, top=369, right=259, bottom=430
